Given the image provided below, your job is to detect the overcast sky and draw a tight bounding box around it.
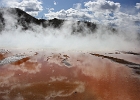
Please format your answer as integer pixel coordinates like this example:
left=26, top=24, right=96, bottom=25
left=0, top=0, right=140, bottom=26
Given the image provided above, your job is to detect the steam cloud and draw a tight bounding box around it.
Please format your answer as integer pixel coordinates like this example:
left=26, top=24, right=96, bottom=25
left=0, top=8, right=140, bottom=52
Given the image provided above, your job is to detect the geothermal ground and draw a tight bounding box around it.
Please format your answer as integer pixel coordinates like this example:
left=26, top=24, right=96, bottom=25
left=0, top=49, right=140, bottom=100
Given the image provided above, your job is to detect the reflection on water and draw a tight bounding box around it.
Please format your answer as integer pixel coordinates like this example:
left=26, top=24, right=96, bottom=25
left=0, top=50, right=140, bottom=100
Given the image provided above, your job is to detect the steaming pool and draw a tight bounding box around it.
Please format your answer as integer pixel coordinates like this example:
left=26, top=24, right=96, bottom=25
left=0, top=49, right=140, bottom=100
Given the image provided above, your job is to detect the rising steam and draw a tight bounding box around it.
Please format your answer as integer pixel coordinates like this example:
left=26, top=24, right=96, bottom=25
left=0, top=8, right=140, bottom=52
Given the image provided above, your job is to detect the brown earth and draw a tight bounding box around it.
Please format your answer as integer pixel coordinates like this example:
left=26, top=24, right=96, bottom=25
left=0, top=50, right=140, bottom=100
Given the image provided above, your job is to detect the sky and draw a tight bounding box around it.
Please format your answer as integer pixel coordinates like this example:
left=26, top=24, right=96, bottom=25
left=0, top=0, right=140, bottom=51
left=0, top=0, right=140, bottom=26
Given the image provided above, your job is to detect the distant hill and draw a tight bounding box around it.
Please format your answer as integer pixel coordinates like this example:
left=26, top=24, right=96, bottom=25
left=0, top=8, right=47, bottom=30
left=0, top=8, right=117, bottom=34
